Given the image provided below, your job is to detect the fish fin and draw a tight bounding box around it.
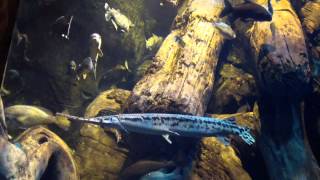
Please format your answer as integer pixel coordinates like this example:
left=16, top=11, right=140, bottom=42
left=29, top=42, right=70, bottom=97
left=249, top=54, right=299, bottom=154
left=217, top=136, right=231, bottom=146
left=114, top=117, right=129, bottom=134
left=166, top=129, right=180, bottom=136
left=111, top=19, right=118, bottom=31
left=162, top=134, right=172, bottom=144
left=98, top=49, right=104, bottom=57
left=124, top=61, right=131, bottom=72
left=82, top=73, right=87, bottom=80
left=34, top=106, right=53, bottom=115
left=239, top=127, right=255, bottom=145
left=220, top=0, right=233, bottom=18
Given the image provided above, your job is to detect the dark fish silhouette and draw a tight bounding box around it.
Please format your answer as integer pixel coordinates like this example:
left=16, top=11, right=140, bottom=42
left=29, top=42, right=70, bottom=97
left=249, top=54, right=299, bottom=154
left=222, top=0, right=272, bottom=22
left=121, top=160, right=176, bottom=180
left=76, top=57, right=95, bottom=80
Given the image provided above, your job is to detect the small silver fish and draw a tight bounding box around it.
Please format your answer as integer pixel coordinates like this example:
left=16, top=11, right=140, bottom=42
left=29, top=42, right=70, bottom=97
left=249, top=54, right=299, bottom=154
left=104, top=3, right=135, bottom=32
left=141, top=167, right=183, bottom=180
left=121, top=160, right=175, bottom=180
left=213, top=21, right=236, bottom=40
left=5, top=105, right=70, bottom=131
left=76, top=57, right=95, bottom=80
left=89, top=33, right=103, bottom=79
left=222, top=0, right=273, bottom=22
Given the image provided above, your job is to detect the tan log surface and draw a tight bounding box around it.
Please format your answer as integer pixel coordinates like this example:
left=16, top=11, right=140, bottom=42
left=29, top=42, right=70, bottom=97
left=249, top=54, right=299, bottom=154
left=243, top=0, right=310, bottom=96
left=241, top=0, right=320, bottom=179
left=301, top=1, right=320, bottom=34
left=127, top=0, right=226, bottom=115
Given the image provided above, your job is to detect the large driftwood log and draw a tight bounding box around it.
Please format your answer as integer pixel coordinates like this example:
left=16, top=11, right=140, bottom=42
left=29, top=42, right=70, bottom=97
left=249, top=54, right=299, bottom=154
left=240, top=0, right=320, bottom=179
left=127, top=0, right=226, bottom=115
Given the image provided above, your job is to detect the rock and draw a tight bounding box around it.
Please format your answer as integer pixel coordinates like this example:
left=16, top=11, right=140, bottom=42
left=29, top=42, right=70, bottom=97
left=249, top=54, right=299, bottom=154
left=75, top=88, right=131, bottom=180
left=85, top=88, right=131, bottom=117
left=74, top=124, right=129, bottom=180
left=192, top=137, right=251, bottom=180
left=208, top=64, right=257, bottom=114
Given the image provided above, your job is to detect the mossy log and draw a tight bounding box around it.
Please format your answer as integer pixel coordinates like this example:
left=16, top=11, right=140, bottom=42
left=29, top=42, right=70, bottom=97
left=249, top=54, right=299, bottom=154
left=300, top=1, right=320, bottom=34
left=241, top=0, right=320, bottom=179
left=208, top=64, right=257, bottom=114
left=127, top=0, right=226, bottom=115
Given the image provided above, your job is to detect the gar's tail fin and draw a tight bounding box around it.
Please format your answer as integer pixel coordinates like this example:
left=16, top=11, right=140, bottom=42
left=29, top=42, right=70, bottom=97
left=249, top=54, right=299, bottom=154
left=239, top=127, right=255, bottom=145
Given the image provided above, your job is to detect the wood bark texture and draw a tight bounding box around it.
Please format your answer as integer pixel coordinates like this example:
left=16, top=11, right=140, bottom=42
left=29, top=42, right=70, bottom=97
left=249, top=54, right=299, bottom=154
left=244, top=0, right=311, bottom=97
left=127, top=0, right=226, bottom=116
left=300, top=1, right=320, bottom=34
left=241, top=0, right=320, bottom=179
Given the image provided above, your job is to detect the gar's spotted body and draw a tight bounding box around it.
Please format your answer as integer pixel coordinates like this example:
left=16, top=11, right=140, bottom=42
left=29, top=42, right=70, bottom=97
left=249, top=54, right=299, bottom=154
left=56, top=113, right=255, bottom=145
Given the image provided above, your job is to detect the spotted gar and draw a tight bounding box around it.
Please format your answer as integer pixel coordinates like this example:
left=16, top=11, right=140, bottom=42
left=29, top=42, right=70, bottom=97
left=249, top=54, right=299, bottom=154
left=56, top=113, right=255, bottom=145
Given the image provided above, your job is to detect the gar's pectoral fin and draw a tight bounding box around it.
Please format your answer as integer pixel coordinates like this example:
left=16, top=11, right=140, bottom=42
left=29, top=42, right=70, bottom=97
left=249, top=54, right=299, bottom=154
left=111, top=19, right=118, bottom=31
left=162, top=134, right=172, bottom=144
